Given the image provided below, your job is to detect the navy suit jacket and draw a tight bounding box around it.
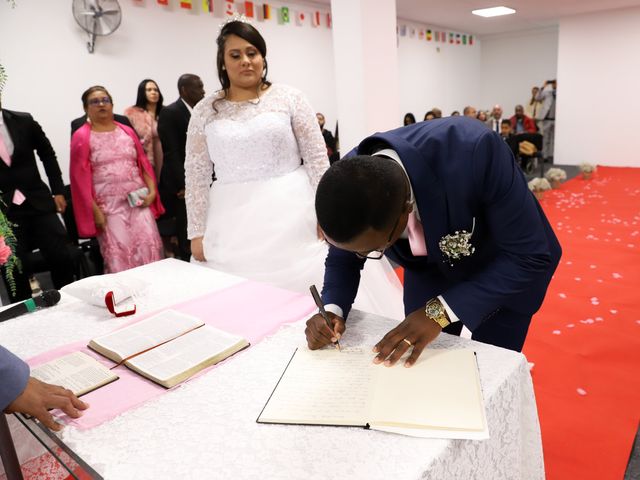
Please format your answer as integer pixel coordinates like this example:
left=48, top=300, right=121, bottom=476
left=322, top=117, right=561, bottom=338
left=0, top=345, right=29, bottom=411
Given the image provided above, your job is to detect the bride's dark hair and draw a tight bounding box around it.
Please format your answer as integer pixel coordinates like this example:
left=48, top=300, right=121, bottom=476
left=213, top=21, right=271, bottom=111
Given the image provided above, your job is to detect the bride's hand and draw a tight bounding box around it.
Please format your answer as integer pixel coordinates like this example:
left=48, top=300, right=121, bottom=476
left=191, top=237, right=206, bottom=262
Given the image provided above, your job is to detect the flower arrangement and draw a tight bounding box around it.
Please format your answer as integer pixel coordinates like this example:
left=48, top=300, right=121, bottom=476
left=544, top=168, right=567, bottom=189
left=438, top=218, right=476, bottom=265
left=0, top=204, right=20, bottom=295
left=528, top=177, right=552, bottom=200
left=579, top=163, right=596, bottom=179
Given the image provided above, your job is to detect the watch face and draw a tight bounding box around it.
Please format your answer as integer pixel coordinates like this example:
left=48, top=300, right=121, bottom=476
left=426, top=301, right=443, bottom=318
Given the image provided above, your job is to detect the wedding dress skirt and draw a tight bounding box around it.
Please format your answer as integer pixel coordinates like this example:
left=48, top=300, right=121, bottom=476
left=195, top=167, right=405, bottom=320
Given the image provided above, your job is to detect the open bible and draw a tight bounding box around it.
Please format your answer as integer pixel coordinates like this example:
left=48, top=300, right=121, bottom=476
left=30, top=351, right=119, bottom=397
left=257, top=348, right=488, bottom=439
left=88, top=310, right=249, bottom=388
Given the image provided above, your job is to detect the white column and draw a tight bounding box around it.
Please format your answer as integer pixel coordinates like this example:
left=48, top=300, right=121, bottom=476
left=330, top=0, right=400, bottom=154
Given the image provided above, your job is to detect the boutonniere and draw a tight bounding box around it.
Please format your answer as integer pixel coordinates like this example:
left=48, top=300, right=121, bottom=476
left=439, top=218, right=476, bottom=265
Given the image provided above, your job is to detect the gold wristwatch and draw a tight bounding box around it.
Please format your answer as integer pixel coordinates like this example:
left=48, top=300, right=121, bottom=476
left=425, top=298, right=451, bottom=329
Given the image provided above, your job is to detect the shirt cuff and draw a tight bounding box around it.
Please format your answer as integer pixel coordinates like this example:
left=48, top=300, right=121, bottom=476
left=438, top=295, right=460, bottom=323
left=324, top=304, right=344, bottom=318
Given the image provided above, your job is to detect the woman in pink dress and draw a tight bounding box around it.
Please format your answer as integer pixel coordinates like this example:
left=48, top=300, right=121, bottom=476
left=70, top=85, right=164, bottom=273
left=124, top=79, right=164, bottom=179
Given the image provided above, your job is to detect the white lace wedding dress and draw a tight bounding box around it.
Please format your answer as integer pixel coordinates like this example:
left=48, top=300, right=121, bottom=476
left=185, top=84, right=404, bottom=320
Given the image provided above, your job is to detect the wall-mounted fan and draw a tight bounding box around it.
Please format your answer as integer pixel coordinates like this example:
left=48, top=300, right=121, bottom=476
left=72, top=0, right=122, bottom=53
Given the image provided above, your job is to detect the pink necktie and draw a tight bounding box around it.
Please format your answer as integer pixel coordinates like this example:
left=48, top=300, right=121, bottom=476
left=407, top=211, right=428, bottom=256
left=0, top=132, right=10, bottom=166
left=0, top=133, right=26, bottom=205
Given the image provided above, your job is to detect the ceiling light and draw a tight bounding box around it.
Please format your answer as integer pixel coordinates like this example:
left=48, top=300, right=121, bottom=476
left=472, top=6, right=516, bottom=17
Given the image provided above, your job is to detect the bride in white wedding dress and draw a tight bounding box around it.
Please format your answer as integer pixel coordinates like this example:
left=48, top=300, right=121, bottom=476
left=185, top=18, right=403, bottom=320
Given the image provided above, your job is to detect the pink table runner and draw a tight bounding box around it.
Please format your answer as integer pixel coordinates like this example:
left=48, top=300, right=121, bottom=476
left=27, top=280, right=315, bottom=430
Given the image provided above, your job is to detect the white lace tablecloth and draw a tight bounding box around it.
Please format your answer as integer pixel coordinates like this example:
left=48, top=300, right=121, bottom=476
left=1, top=259, right=544, bottom=480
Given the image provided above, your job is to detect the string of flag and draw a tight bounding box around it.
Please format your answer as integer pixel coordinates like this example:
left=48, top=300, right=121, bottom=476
left=146, top=0, right=333, bottom=28
left=398, top=24, right=474, bottom=46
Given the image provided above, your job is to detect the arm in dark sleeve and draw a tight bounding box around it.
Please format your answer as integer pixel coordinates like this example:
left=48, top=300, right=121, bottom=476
left=158, top=108, right=185, bottom=193
left=30, top=117, right=64, bottom=195
left=321, top=245, right=366, bottom=320
left=0, top=345, right=30, bottom=411
left=442, top=132, right=557, bottom=331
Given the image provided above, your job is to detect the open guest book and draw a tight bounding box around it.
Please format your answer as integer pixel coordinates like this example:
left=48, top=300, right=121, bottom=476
left=86, top=309, right=249, bottom=388
left=257, top=348, right=489, bottom=439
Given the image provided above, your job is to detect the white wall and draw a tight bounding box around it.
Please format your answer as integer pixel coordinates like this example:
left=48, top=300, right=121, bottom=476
left=0, top=0, right=335, bottom=182
left=556, top=7, right=640, bottom=167
left=398, top=26, right=481, bottom=121
left=480, top=27, right=558, bottom=117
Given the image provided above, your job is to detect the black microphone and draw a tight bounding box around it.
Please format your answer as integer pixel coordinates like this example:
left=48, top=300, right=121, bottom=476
left=0, top=290, right=61, bottom=323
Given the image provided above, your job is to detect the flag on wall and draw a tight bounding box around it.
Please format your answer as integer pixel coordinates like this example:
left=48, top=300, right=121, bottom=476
left=426, top=29, right=432, bottom=41
left=157, top=0, right=168, bottom=5
left=469, top=35, right=474, bottom=45
left=263, top=3, right=272, bottom=20
left=409, top=27, right=416, bottom=38
left=418, top=29, right=425, bottom=40
left=295, top=11, right=306, bottom=26
left=462, top=34, right=467, bottom=45
left=456, top=33, right=461, bottom=44
left=202, top=0, right=212, bottom=13
left=449, top=32, right=454, bottom=44
left=244, top=1, right=254, bottom=17
left=311, top=11, right=321, bottom=27
left=326, top=12, right=331, bottom=28
left=180, top=0, right=192, bottom=9
left=225, top=0, right=234, bottom=15
left=398, top=24, right=407, bottom=37
left=278, top=6, right=290, bottom=24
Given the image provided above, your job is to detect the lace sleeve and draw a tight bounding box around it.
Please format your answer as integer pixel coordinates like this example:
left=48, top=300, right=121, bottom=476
left=289, top=88, right=330, bottom=187
left=185, top=100, right=214, bottom=239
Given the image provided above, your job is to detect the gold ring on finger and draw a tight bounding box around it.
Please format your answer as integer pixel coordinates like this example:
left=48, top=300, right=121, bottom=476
left=402, top=338, right=412, bottom=346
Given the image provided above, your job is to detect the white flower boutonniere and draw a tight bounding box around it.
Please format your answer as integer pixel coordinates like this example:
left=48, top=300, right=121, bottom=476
left=439, top=218, right=476, bottom=265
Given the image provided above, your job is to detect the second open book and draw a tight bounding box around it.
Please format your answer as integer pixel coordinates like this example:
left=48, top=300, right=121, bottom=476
left=257, top=348, right=488, bottom=439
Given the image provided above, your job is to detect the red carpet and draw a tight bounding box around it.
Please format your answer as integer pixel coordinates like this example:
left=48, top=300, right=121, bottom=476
left=523, top=166, right=640, bottom=480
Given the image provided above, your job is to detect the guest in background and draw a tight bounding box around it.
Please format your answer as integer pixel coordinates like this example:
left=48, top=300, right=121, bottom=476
left=157, top=74, right=205, bottom=261
left=185, top=19, right=403, bottom=319
left=463, top=106, right=477, bottom=118
left=316, top=112, right=339, bottom=164
left=450, top=110, right=460, bottom=116
left=536, top=80, right=557, bottom=162
left=403, top=112, right=416, bottom=126
left=125, top=79, right=164, bottom=179
left=71, top=112, right=132, bottom=137
left=500, top=119, right=519, bottom=157
left=476, top=110, right=488, bottom=122
left=431, top=107, right=442, bottom=118
left=70, top=86, right=164, bottom=273
left=510, top=105, right=537, bottom=134
left=0, top=101, right=75, bottom=302
left=524, top=86, right=543, bottom=123
left=1, top=345, right=88, bottom=431
left=486, top=104, right=504, bottom=134
left=424, top=111, right=435, bottom=121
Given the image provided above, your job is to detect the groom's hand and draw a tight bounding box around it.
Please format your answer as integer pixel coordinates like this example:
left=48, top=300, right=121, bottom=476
left=372, top=306, right=442, bottom=367
left=305, top=313, right=345, bottom=350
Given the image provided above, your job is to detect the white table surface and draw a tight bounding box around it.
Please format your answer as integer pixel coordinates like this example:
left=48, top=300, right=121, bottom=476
left=1, top=259, right=544, bottom=480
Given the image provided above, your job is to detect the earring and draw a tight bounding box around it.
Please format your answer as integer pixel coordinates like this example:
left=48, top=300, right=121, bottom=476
left=222, top=66, right=226, bottom=71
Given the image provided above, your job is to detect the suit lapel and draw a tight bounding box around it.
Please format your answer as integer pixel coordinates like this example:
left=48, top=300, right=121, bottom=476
left=1, top=110, right=21, bottom=164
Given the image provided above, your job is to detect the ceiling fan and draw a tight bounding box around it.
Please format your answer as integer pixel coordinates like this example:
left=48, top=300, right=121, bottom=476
left=72, top=0, right=122, bottom=53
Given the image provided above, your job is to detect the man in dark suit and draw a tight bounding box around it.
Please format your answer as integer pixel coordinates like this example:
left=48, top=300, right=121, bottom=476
left=306, top=117, right=561, bottom=365
left=316, top=112, right=339, bottom=164
left=157, top=74, right=205, bottom=261
left=70, top=112, right=132, bottom=136
left=0, top=106, right=75, bottom=301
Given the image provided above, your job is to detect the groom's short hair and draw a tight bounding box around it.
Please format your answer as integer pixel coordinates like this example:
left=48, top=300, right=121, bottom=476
left=315, top=155, right=407, bottom=243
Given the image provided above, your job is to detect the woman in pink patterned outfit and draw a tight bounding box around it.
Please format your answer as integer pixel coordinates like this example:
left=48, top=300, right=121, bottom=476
left=70, top=85, right=164, bottom=273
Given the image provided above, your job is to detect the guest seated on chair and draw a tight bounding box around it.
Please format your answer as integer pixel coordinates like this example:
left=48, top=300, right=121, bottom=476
left=0, top=100, right=76, bottom=302
left=125, top=79, right=165, bottom=179
left=70, top=86, right=164, bottom=274
left=510, top=104, right=537, bottom=134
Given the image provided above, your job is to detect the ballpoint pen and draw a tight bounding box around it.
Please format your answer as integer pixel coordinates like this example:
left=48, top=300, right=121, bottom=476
left=309, top=285, right=341, bottom=351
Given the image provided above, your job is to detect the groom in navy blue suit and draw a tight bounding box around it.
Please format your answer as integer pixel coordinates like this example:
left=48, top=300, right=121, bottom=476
left=306, top=117, right=561, bottom=366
